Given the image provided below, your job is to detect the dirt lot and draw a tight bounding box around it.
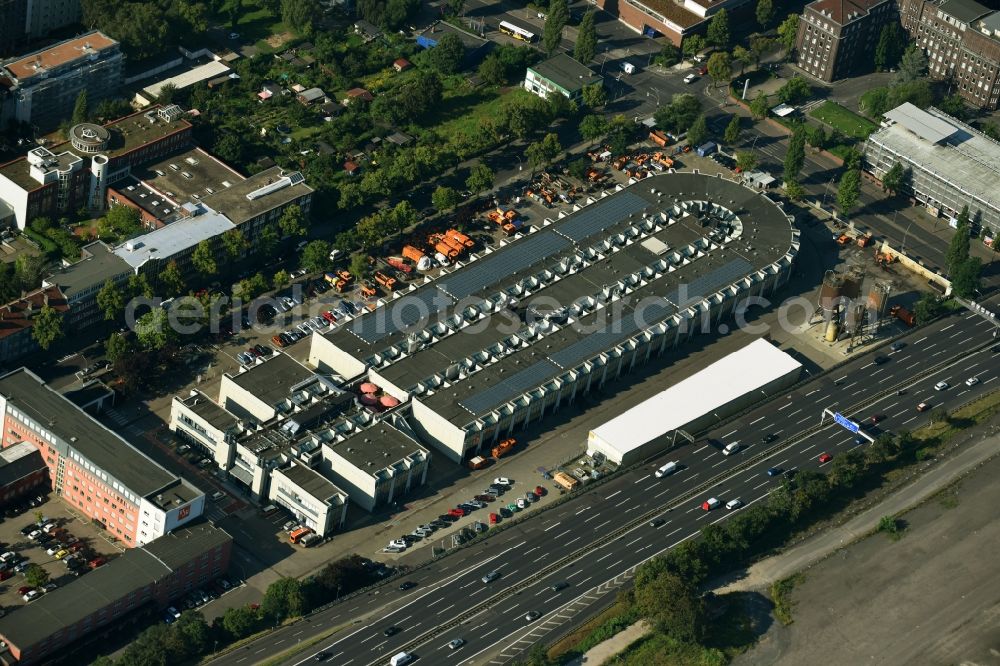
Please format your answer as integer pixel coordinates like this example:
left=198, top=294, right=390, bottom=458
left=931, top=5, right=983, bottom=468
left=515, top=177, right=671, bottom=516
left=0, top=495, right=120, bottom=614
left=735, top=454, right=1000, bottom=665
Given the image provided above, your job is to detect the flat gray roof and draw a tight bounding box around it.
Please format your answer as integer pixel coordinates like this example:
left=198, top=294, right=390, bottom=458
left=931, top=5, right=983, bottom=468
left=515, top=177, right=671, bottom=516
left=528, top=54, right=602, bottom=93
left=113, top=209, right=235, bottom=270
left=0, top=523, right=230, bottom=650
left=280, top=461, right=345, bottom=503
left=229, top=352, right=317, bottom=408
left=0, top=368, right=178, bottom=497
left=939, top=0, right=991, bottom=23
left=870, top=104, right=1000, bottom=209
left=180, top=391, right=238, bottom=432
left=884, top=102, right=957, bottom=144
left=329, top=422, right=427, bottom=474
left=203, top=166, right=313, bottom=225
left=43, top=241, right=132, bottom=299
left=134, top=147, right=245, bottom=204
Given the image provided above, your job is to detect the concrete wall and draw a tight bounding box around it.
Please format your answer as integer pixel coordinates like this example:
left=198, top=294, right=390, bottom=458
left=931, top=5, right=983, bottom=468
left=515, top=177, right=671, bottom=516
left=218, top=373, right=275, bottom=423
left=409, top=398, right=468, bottom=462
left=308, top=332, right=367, bottom=379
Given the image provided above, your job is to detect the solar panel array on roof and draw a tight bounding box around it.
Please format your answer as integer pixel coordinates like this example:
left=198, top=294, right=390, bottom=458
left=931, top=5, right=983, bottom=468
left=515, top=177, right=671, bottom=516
left=352, top=287, right=456, bottom=343
left=554, top=192, right=649, bottom=242
left=458, top=358, right=560, bottom=415
left=549, top=299, right=675, bottom=370
left=663, top=258, right=753, bottom=308
left=438, top=230, right=571, bottom=300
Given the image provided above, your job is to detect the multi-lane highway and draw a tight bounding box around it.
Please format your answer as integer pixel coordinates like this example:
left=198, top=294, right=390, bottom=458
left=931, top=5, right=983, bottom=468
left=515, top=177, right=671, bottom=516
left=211, top=307, right=998, bottom=666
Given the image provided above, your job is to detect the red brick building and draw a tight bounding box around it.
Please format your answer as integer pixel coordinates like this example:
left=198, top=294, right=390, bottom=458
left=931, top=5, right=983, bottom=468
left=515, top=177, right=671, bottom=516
left=795, top=0, right=897, bottom=82
left=592, top=0, right=702, bottom=45
left=0, top=442, right=48, bottom=507
left=0, top=522, right=231, bottom=664
left=0, top=286, right=69, bottom=365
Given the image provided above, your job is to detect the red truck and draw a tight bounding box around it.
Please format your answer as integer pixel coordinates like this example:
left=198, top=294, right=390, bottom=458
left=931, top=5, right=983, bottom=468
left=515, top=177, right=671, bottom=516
left=890, top=305, right=915, bottom=327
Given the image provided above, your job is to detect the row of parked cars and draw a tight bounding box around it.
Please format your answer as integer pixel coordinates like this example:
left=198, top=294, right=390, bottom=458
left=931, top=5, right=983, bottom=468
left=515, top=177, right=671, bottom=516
left=164, top=578, right=233, bottom=623
left=383, top=478, right=550, bottom=553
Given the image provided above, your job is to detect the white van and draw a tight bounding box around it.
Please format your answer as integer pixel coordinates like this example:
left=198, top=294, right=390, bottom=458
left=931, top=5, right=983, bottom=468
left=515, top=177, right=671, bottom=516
left=722, top=442, right=740, bottom=456
left=621, top=62, right=636, bottom=75
left=654, top=461, right=678, bottom=478
left=389, top=652, right=414, bottom=666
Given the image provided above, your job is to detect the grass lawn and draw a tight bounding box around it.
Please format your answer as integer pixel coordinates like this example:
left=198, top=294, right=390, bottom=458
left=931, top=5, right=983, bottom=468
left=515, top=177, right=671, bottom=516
left=809, top=101, right=877, bottom=139
left=433, top=86, right=513, bottom=138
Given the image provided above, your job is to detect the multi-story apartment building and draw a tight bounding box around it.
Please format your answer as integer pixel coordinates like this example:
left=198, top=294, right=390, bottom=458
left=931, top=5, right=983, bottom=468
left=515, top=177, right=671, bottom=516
left=0, top=367, right=205, bottom=547
left=899, top=0, right=1000, bottom=109
left=795, top=0, right=896, bottom=82
left=591, top=0, right=702, bottom=45
left=0, top=105, right=192, bottom=229
left=0, top=0, right=83, bottom=57
left=0, top=285, right=68, bottom=364
left=0, top=31, right=122, bottom=130
left=865, top=102, right=1000, bottom=235
left=0, top=522, right=231, bottom=664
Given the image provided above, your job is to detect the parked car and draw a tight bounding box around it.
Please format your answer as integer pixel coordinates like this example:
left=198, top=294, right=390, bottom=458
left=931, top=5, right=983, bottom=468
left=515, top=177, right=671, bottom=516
left=684, top=73, right=698, bottom=84
left=493, top=477, right=512, bottom=486
left=819, top=452, right=832, bottom=463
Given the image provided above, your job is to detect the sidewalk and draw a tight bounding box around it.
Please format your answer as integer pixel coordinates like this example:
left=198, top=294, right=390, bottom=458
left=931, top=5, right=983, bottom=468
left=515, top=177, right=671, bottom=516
left=562, top=424, right=1000, bottom=665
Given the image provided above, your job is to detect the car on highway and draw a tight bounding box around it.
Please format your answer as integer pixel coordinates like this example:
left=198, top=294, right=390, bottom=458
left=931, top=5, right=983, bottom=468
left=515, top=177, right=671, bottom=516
left=493, top=477, right=512, bottom=486
left=655, top=461, right=678, bottom=477
left=873, top=355, right=889, bottom=365
left=766, top=467, right=783, bottom=476
left=447, top=638, right=465, bottom=650
left=967, top=376, right=980, bottom=386
left=383, top=626, right=400, bottom=636
left=935, top=381, right=949, bottom=391
left=314, top=651, right=331, bottom=661
left=722, top=442, right=740, bottom=456
left=917, top=402, right=930, bottom=412
left=761, top=433, right=778, bottom=444
left=684, top=73, right=698, bottom=84
left=819, top=452, right=832, bottom=463
left=550, top=581, right=570, bottom=592
left=482, top=570, right=501, bottom=583
left=525, top=610, right=541, bottom=622
left=701, top=498, right=720, bottom=510
left=649, top=517, right=666, bottom=527
left=890, top=341, right=905, bottom=351
left=398, top=581, right=417, bottom=591
left=725, top=499, right=743, bottom=510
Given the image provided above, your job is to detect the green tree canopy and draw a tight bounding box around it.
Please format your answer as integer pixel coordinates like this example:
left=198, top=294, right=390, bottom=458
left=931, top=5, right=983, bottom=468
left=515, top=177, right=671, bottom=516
left=950, top=257, right=982, bottom=298
left=543, top=0, right=569, bottom=55
left=574, top=10, right=598, bottom=63
left=262, top=577, right=307, bottom=622
left=432, top=185, right=461, bottom=211
left=302, top=241, right=332, bottom=273
left=278, top=204, right=308, bottom=238
left=427, top=33, right=465, bottom=74
left=106, top=331, right=132, bottom=363
left=755, top=0, right=774, bottom=28
left=221, top=229, right=249, bottom=259
left=97, top=279, right=125, bottom=321
left=837, top=169, right=862, bottom=218
left=784, top=128, right=806, bottom=184
left=686, top=114, right=708, bottom=148
left=159, top=260, right=186, bottom=297
left=466, top=163, right=494, bottom=193
left=72, top=90, right=89, bottom=125
left=749, top=90, right=770, bottom=119
left=633, top=570, right=707, bottom=642
left=874, top=23, right=906, bottom=71
left=683, top=34, right=706, bottom=59
left=707, top=51, right=732, bottom=86
left=653, top=93, right=702, bottom=134
left=897, top=43, right=928, bottom=84
left=272, top=269, right=290, bottom=289
left=222, top=606, right=259, bottom=639
left=191, top=239, right=217, bottom=276
left=777, top=14, right=800, bottom=57
left=31, top=305, right=63, bottom=351
left=736, top=150, right=758, bottom=172
left=707, top=9, right=731, bottom=48
left=724, top=115, right=741, bottom=145
left=881, top=162, right=907, bottom=195
left=655, top=42, right=681, bottom=67
left=281, top=0, right=320, bottom=35
left=581, top=83, right=608, bottom=109
left=579, top=114, right=609, bottom=142
left=24, top=563, right=50, bottom=588
left=777, top=76, right=811, bottom=104
left=947, top=206, right=971, bottom=274
left=135, top=308, right=178, bottom=351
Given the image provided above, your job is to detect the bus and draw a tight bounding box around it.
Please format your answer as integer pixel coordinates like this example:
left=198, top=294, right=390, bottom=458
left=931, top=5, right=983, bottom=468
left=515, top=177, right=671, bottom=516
left=499, top=20, right=535, bottom=43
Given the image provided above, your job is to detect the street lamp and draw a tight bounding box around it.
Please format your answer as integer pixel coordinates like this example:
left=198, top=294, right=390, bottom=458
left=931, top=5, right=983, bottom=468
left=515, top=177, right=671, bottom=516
left=646, top=90, right=661, bottom=106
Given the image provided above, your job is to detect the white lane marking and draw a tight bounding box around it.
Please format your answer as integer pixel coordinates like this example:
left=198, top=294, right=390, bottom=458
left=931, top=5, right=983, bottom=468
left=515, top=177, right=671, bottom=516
left=543, top=522, right=562, bottom=532
left=605, top=490, right=621, bottom=500
left=634, top=474, right=650, bottom=484
left=749, top=416, right=765, bottom=425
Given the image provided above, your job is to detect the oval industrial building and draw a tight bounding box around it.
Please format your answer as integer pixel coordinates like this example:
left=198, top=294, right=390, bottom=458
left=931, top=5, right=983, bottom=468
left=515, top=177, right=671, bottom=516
left=310, top=172, right=800, bottom=462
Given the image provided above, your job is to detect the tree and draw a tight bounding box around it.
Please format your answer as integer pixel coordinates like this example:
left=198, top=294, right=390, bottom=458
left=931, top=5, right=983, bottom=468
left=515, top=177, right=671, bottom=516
left=735, top=150, right=759, bottom=172
left=222, top=606, right=258, bottom=639
left=72, top=90, right=89, bottom=125
left=784, top=129, right=806, bottom=184
left=686, top=114, right=708, bottom=148
left=784, top=179, right=805, bottom=202
left=732, top=45, right=752, bottom=75
left=158, top=82, right=178, bottom=105
left=31, top=305, right=63, bottom=351
left=567, top=158, right=589, bottom=181
left=160, top=261, right=186, bottom=297
left=683, top=34, right=706, bottom=59
left=653, top=93, right=702, bottom=133
left=750, top=34, right=775, bottom=66
left=447, top=0, right=465, bottom=15
left=543, top=0, right=569, bottom=55
left=937, top=94, right=967, bottom=119
left=581, top=83, right=607, bottom=109
left=135, top=308, right=177, bottom=350
left=262, top=577, right=307, bottom=621
left=750, top=90, right=770, bottom=119
left=755, top=0, right=774, bottom=28
left=874, top=23, right=905, bottom=71
left=914, top=293, right=945, bottom=324
left=349, top=254, right=368, bottom=281
left=278, top=204, right=308, bottom=238
left=655, top=43, right=681, bottom=67
left=706, top=51, right=732, bottom=86
left=574, top=10, right=597, bottom=63
left=633, top=571, right=706, bottom=643
left=106, top=332, right=132, bottom=363
left=432, top=186, right=461, bottom=211
left=273, top=270, right=290, bottom=289
left=804, top=124, right=828, bottom=149
left=478, top=55, right=506, bottom=86
left=777, top=14, right=800, bottom=59
left=947, top=206, right=971, bottom=274
left=526, top=133, right=563, bottom=168
left=837, top=169, right=862, bottom=218
left=191, top=240, right=217, bottom=276
left=605, top=115, right=635, bottom=154
left=579, top=114, right=609, bottom=143
left=24, top=563, right=50, bottom=588
left=707, top=9, right=730, bottom=49
left=257, top=224, right=279, bottom=258
left=723, top=115, right=741, bottom=145
left=951, top=257, right=982, bottom=298
left=777, top=76, right=811, bottom=104
left=97, top=279, right=125, bottom=321
left=881, top=162, right=906, bottom=195
left=427, top=33, right=465, bottom=74
left=466, top=163, right=494, bottom=194
left=897, top=44, right=928, bottom=84
left=221, top=229, right=249, bottom=259
left=128, top=273, right=153, bottom=299
left=281, top=0, right=320, bottom=35
left=302, top=241, right=332, bottom=273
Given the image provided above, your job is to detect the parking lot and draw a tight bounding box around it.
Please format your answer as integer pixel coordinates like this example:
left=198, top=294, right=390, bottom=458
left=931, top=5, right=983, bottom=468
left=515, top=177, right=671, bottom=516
left=0, top=493, right=118, bottom=614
